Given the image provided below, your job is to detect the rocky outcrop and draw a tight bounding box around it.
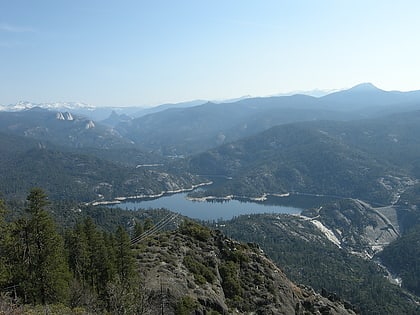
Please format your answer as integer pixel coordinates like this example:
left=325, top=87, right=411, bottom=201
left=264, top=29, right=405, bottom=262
left=132, top=221, right=357, bottom=314
left=302, top=199, right=400, bottom=258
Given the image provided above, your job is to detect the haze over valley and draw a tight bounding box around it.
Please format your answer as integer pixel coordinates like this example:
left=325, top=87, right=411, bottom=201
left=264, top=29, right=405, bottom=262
left=2, top=1, right=420, bottom=314
left=2, top=83, right=420, bottom=313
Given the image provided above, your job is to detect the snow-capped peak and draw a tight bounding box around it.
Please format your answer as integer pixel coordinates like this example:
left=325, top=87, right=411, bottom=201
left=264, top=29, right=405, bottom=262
left=0, top=101, right=95, bottom=112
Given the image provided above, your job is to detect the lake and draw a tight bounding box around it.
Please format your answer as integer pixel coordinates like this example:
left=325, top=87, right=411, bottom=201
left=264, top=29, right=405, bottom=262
left=110, top=191, right=337, bottom=221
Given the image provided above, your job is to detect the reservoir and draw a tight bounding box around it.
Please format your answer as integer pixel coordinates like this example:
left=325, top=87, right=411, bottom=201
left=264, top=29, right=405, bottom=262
left=110, top=191, right=337, bottom=221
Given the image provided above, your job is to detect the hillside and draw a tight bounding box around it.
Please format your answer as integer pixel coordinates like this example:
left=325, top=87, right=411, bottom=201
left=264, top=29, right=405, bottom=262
left=188, top=122, right=403, bottom=203
left=132, top=221, right=357, bottom=314
left=0, top=107, right=132, bottom=149
left=116, top=84, right=420, bottom=156
left=378, top=224, right=420, bottom=296
left=116, top=95, right=347, bottom=156
left=211, top=213, right=419, bottom=314
left=0, top=105, right=174, bottom=167
left=0, top=132, right=202, bottom=201
left=297, top=111, right=420, bottom=175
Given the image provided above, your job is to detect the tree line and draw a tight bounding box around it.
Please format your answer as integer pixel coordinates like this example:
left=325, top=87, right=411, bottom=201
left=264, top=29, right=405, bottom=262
left=0, top=188, right=143, bottom=314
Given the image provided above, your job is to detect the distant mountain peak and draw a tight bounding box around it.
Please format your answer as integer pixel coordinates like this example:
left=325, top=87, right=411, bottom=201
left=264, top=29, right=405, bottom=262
left=0, top=101, right=95, bottom=112
left=349, top=82, right=381, bottom=92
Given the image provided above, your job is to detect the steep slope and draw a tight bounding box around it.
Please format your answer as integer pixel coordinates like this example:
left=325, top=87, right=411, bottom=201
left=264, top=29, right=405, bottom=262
left=117, top=95, right=348, bottom=155
left=188, top=122, right=400, bottom=203
left=301, top=199, right=400, bottom=257
left=321, top=83, right=420, bottom=112
left=212, top=214, right=419, bottom=314
left=378, top=224, right=420, bottom=296
left=312, top=110, right=420, bottom=175
left=0, top=132, right=202, bottom=202
left=132, top=221, right=356, bottom=314
left=117, top=84, right=420, bottom=156
left=0, top=107, right=168, bottom=166
left=0, top=107, right=132, bottom=149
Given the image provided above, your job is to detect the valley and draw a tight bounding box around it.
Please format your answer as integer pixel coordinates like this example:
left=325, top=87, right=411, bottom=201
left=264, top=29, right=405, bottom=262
left=4, top=1, right=420, bottom=313
left=2, top=84, right=420, bottom=313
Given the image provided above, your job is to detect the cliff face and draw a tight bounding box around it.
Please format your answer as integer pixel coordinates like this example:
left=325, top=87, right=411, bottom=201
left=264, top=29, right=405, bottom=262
left=302, top=198, right=400, bottom=258
left=132, top=221, right=356, bottom=314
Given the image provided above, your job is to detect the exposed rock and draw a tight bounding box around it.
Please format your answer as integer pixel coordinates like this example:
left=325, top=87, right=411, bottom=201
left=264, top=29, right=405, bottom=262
left=133, top=221, right=357, bottom=314
left=302, top=198, right=400, bottom=258
left=85, top=120, right=95, bottom=129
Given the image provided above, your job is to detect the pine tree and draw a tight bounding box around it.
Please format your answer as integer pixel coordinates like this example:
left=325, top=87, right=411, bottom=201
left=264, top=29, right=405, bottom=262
left=133, top=219, right=144, bottom=239
left=0, top=199, right=11, bottom=287
left=82, top=217, right=114, bottom=297
left=143, top=218, right=154, bottom=231
left=11, top=188, right=70, bottom=304
left=65, top=222, right=89, bottom=286
left=114, top=226, right=136, bottom=284
left=107, top=226, right=139, bottom=314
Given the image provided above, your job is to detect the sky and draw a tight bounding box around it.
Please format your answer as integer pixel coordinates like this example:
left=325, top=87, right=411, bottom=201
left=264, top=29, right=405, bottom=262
left=1, top=1, right=420, bottom=107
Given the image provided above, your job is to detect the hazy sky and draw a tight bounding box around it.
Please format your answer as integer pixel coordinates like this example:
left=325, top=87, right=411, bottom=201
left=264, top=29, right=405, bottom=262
left=1, top=1, right=420, bottom=106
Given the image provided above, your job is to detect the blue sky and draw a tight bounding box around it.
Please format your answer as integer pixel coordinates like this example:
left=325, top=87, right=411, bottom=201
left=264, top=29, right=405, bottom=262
left=1, top=1, right=420, bottom=106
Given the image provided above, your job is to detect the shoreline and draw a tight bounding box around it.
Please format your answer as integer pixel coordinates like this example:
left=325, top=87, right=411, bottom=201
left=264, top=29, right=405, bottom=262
left=89, top=186, right=292, bottom=207
left=186, top=192, right=290, bottom=203
left=88, top=181, right=213, bottom=206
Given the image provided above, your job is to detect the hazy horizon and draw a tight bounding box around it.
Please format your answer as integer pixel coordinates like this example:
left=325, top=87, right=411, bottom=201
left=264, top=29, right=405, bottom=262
left=1, top=1, right=420, bottom=106
left=2, top=81, right=419, bottom=109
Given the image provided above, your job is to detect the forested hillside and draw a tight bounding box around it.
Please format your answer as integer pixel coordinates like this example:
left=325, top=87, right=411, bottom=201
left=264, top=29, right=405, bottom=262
left=378, top=224, right=420, bottom=296
left=116, top=83, right=420, bottom=156
left=211, top=213, right=419, bottom=314
left=188, top=122, right=402, bottom=203
left=2, top=84, right=420, bottom=313
left=0, top=190, right=357, bottom=314
left=0, top=132, right=202, bottom=202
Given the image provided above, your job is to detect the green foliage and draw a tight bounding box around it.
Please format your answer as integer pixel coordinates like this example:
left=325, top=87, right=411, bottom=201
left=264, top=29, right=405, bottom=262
left=379, top=224, right=420, bottom=296
left=175, top=295, right=198, bottom=315
left=213, top=214, right=419, bottom=314
left=65, top=218, right=143, bottom=312
left=65, top=223, right=90, bottom=286
left=0, top=199, right=11, bottom=287
left=80, top=218, right=113, bottom=297
left=22, top=303, right=87, bottom=314
left=114, top=226, right=136, bottom=284
left=143, top=217, right=154, bottom=231
left=9, top=188, right=70, bottom=305
left=0, top=131, right=200, bottom=203
left=188, top=118, right=418, bottom=203
left=183, top=253, right=215, bottom=284
left=220, top=245, right=249, bottom=264
left=219, top=261, right=243, bottom=299
left=133, top=219, right=144, bottom=238
left=179, top=220, right=211, bottom=242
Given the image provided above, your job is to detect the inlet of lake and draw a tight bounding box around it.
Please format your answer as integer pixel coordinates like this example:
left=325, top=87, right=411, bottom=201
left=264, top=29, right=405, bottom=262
left=110, top=191, right=338, bottom=221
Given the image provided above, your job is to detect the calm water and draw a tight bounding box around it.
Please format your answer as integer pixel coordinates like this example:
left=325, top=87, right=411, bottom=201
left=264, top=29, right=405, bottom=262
left=110, top=192, right=337, bottom=221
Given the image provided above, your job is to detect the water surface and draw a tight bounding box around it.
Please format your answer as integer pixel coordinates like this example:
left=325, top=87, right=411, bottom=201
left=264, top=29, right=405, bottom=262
left=110, top=192, right=322, bottom=221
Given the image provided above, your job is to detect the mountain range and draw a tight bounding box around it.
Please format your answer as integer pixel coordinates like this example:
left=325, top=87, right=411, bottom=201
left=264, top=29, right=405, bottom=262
left=3, top=83, right=420, bottom=313
left=114, top=83, right=420, bottom=156
left=2, top=83, right=420, bottom=202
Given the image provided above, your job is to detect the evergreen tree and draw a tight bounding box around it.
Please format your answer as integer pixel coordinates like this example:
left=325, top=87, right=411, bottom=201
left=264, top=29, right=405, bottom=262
left=0, top=199, right=11, bottom=287
left=65, top=222, right=89, bottom=286
left=133, top=219, right=144, bottom=239
left=107, top=226, right=139, bottom=314
left=11, top=188, right=70, bottom=304
left=114, top=226, right=136, bottom=284
left=82, top=217, right=114, bottom=297
left=143, top=218, right=154, bottom=231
